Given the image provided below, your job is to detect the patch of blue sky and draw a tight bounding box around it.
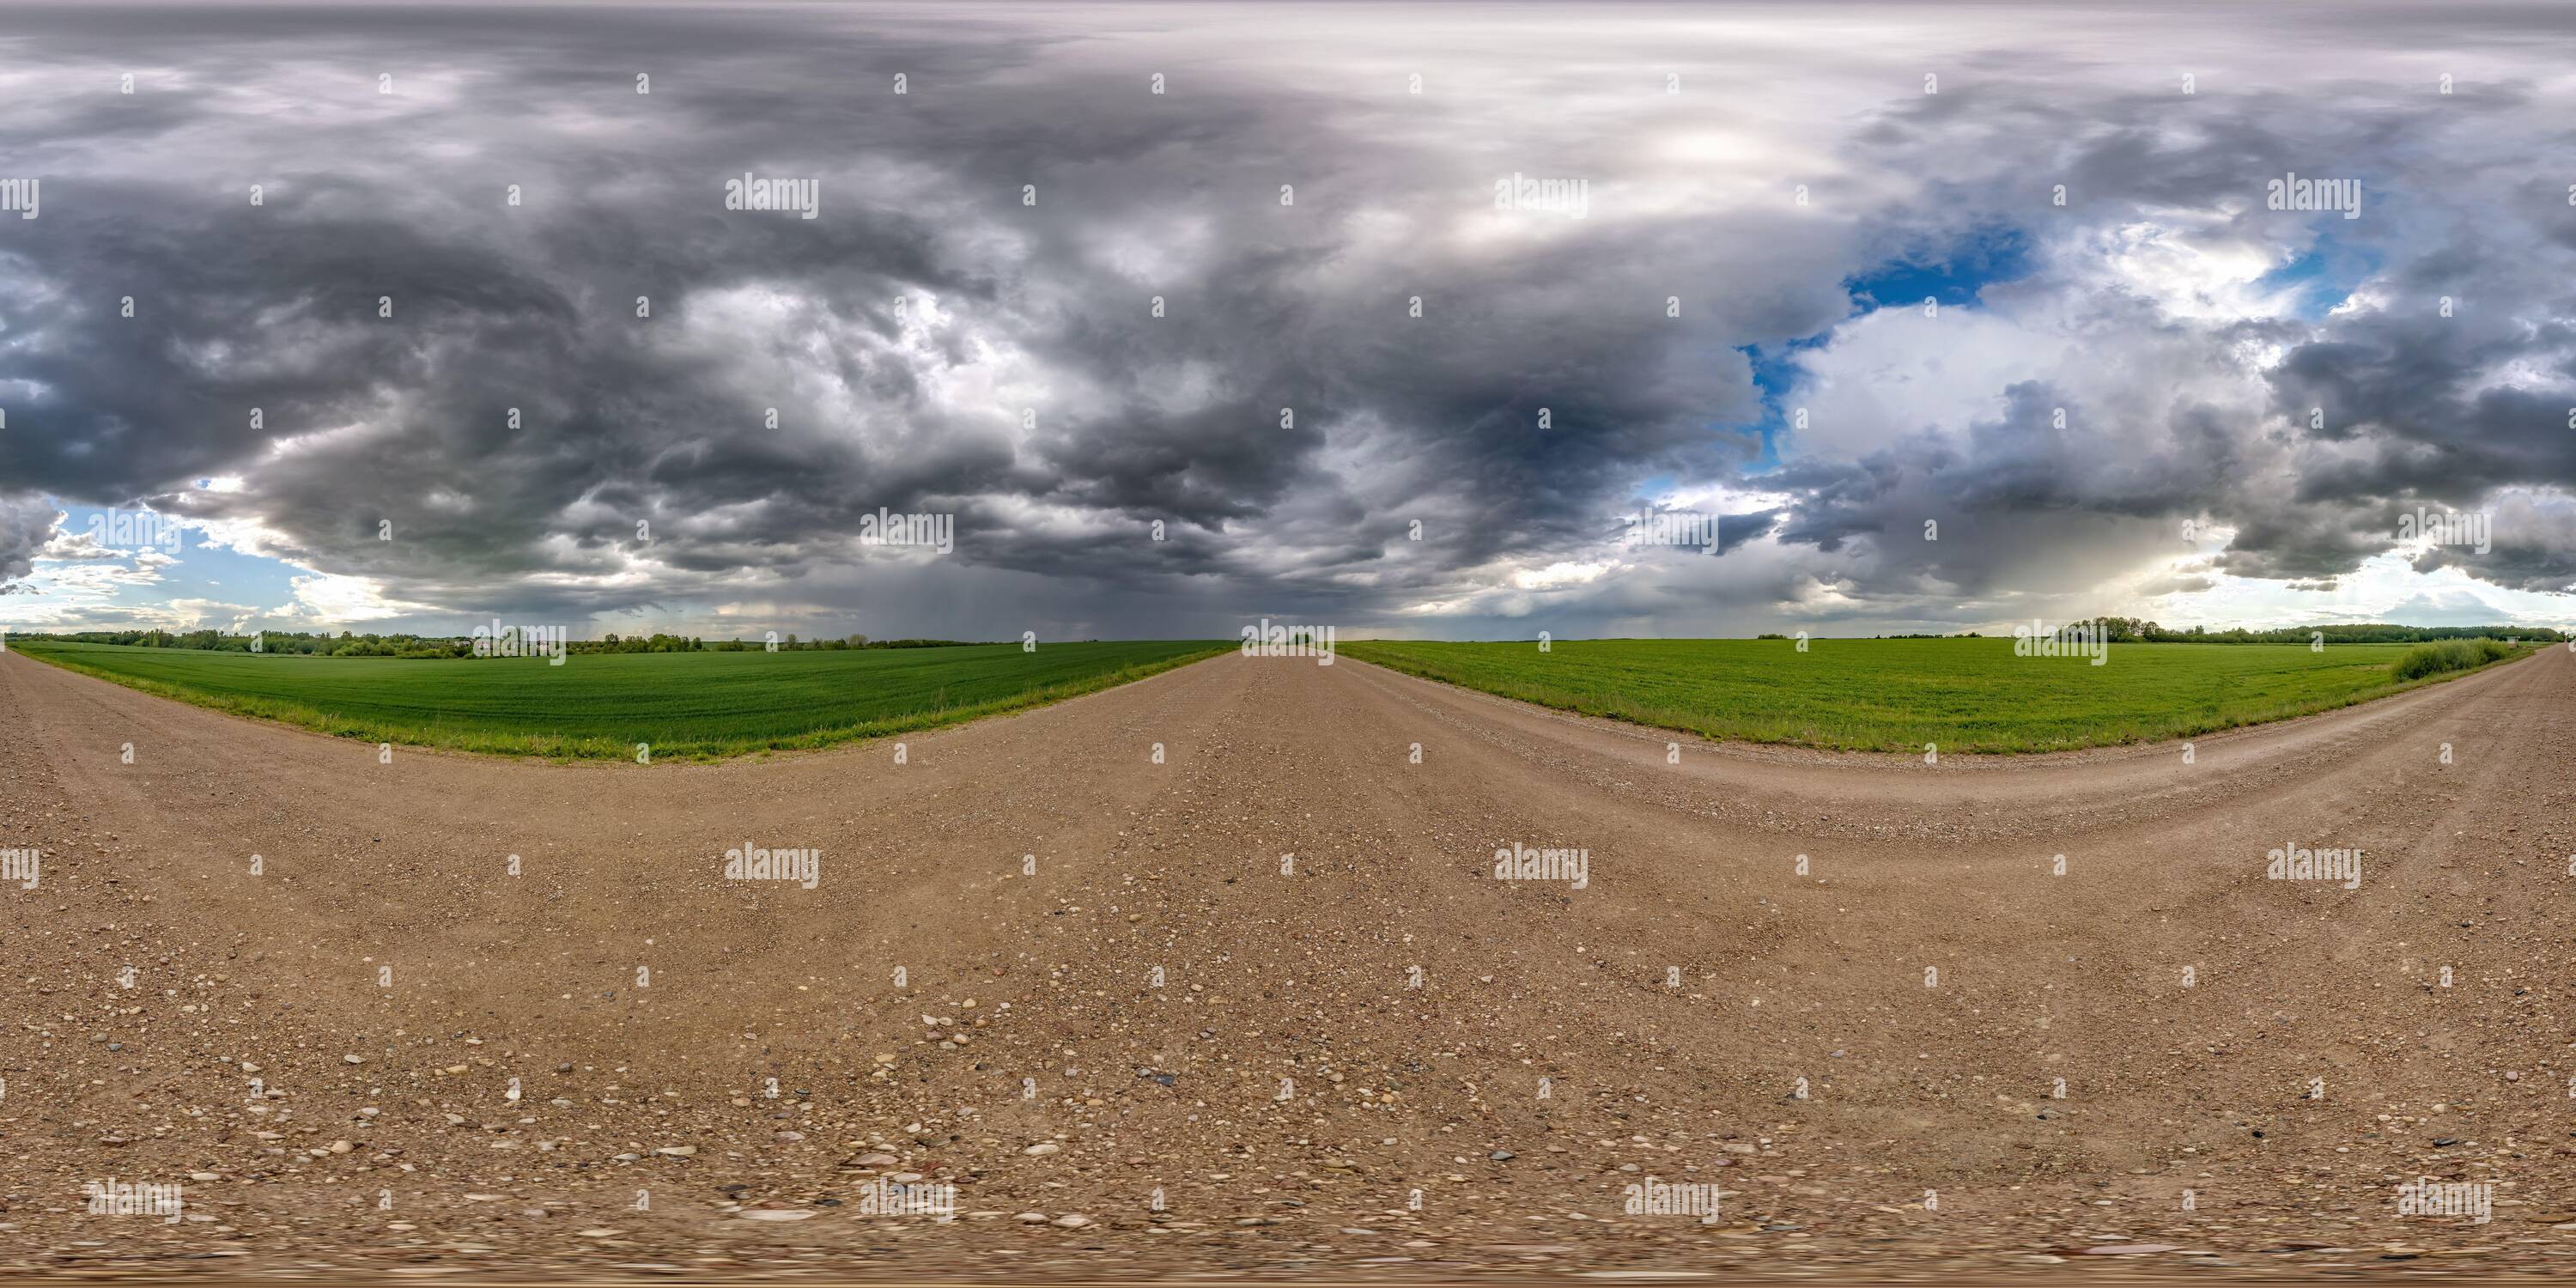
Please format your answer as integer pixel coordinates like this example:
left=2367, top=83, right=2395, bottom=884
left=2255, top=236, right=2382, bottom=320
left=32, top=501, right=300, bottom=622
left=1842, top=224, right=2036, bottom=313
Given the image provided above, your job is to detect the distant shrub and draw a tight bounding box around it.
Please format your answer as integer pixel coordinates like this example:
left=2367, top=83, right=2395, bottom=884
left=2391, top=638, right=2512, bottom=681
left=1755, top=633, right=1789, bottom=640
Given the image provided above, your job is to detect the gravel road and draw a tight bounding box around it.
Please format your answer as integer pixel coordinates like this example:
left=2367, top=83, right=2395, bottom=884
left=3, top=644, right=2570, bottom=1279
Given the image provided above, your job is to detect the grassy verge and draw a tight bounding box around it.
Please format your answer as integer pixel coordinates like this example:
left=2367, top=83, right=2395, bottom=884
left=1339, top=636, right=2534, bottom=754
left=11, top=640, right=1230, bottom=761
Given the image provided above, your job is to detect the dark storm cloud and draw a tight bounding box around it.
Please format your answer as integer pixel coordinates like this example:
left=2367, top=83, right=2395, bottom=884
left=3, top=2, right=2574, bottom=635
left=0, top=0, right=1822, bottom=630
left=0, top=10, right=1096, bottom=621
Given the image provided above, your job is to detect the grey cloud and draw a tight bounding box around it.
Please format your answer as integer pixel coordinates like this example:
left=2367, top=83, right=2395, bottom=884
left=2, top=3, right=2574, bottom=636
left=2410, top=492, right=2576, bottom=592
left=0, top=495, right=59, bottom=587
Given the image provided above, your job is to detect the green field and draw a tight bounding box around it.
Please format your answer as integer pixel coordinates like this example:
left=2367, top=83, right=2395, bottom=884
left=12, top=640, right=1229, bottom=759
left=1340, top=637, right=2530, bottom=753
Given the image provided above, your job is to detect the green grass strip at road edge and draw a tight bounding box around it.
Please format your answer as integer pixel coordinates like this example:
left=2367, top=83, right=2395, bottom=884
left=11, top=643, right=1232, bottom=762
left=1336, top=640, right=2538, bottom=755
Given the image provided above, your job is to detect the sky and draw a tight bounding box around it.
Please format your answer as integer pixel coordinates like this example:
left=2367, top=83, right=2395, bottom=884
left=3, top=0, right=2574, bottom=641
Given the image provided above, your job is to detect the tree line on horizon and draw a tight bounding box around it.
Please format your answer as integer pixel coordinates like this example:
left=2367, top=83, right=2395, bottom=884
left=1863, top=620, right=2569, bottom=644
